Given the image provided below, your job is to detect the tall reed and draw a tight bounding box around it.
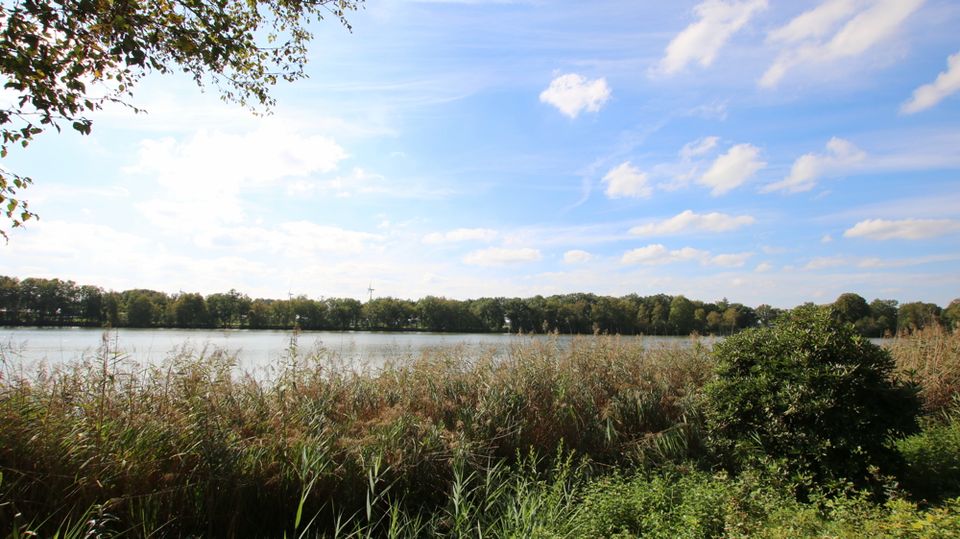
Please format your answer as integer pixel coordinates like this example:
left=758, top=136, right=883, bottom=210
left=0, top=334, right=711, bottom=536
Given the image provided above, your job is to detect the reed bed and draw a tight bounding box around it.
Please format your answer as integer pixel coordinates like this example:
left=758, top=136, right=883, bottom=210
left=1, top=329, right=955, bottom=537
left=890, top=326, right=960, bottom=414
left=0, top=334, right=711, bottom=536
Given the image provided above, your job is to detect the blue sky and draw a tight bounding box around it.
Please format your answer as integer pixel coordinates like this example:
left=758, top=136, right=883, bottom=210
left=2, top=0, right=960, bottom=307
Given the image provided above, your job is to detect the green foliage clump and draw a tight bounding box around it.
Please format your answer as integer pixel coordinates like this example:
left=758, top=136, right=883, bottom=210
left=897, top=402, right=960, bottom=502
left=571, top=468, right=729, bottom=538
left=704, top=305, right=921, bottom=493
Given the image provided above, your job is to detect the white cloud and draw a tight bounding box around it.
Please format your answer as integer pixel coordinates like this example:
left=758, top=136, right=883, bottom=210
left=761, top=0, right=924, bottom=88
left=804, top=253, right=960, bottom=270
left=463, top=247, right=542, bottom=266
left=539, top=73, right=611, bottom=118
left=901, top=50, right=960, bottom=114
left=630, top=210, right=756, bottom=236
left=762, top=137, right=866, bottom=194
left=621, top=244, right=751, bottom=267
left=422, top=228, right=498, bottom=244
left=755, top=262, right=773, bottom=272
left=709, top=252, right=753, bottom=267
left=698, top=143, right=765, bottom=196
left=656, top=0, right=767, bottom=75
left=602, top=162, right=652, bottom=199
left=767, top=0, right=861, bottom=44
left=679, top=136, right=720, bottom=160
left=129, top=123, right=348, bottom=230
left=563, top=250, right=593, bottom=264
left=843, top=218, right=960, bottom=240
left=805, top=256, right=852, bottom=270
left=821, top=234, right=834, bottom=243
left=287, top=167, right=386, bottom=198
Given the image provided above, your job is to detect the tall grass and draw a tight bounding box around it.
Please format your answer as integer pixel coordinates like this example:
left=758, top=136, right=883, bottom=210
left=2, top=329, right=955, bottom=536
left=0, top=334, right=710, bottom=536
left=890, top=326, right=960, bottom=414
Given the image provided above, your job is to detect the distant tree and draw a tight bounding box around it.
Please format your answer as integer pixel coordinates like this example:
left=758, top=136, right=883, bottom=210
left=754, top=304, right=782, bottom=327
left=126, top=294, right=156, bottom=327
left=706, top=310, right=723, bottom=334
left=943, top=299, right=960, bottom=332
left=172, top=293, right=210, bottom=328
left=668, top=295, right=695, bottom=335
left=206, top=290, right=250, bottom=328
left=899, top=302, right=942, bottom=333
left=326, top=298, right=361, bottom=330
left=78, top=285, right=104, bottom=325
left=470, top=297, right=506, bottom=332
left=0, top=275, right=19, bottom=324
left=247, top=299, right=273, bottom=329
left=832, top=293, right=870, bottom=325
left=869, top=299, right=899, bottom=337
left=362, top=297, right=414, bottom=330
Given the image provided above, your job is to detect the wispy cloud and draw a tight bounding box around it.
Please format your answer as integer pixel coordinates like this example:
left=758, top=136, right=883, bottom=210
left=698, top=143, right=766, bottom=196
left=679, top=136, right=720, bottom=160
left=621, top=244, right=752, bottom=267
left=422, top=228, right=498, bottom=244
left=902, top=50, right=960, bottom=114
left=563, top=250, right=593, bottom=264
left=539, top=73, right=611, bottom=118
left=602, top=162, right=652, bottom=199
left=463, top=247, right=542, bottom=266
left=656, top=0, right=768, bottom=75
left=805, top=253, right=960, bottom=270
left=761, top=0, right=924, bottom=88
left=630, top=210, right=756, bottom=236
left=844, top=218, right=960, bottom=240
left=762, top=137, right=866, bottom=193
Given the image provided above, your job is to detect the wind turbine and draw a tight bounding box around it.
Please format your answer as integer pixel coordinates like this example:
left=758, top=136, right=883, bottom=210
left=367, top=282, right=375, bottom=302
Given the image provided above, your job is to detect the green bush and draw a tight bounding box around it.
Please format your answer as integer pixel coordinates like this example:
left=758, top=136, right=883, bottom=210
left=704, top=306, right=921, bottom=495
left=570, top=468, right=729, bottom=538
left=897, top=408, right=960, bottom=502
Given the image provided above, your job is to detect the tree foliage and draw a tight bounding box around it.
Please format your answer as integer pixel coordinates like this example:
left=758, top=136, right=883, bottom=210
left=704, top=306, right=921, bottom=495
left=0, top=0, right=363, bottom=237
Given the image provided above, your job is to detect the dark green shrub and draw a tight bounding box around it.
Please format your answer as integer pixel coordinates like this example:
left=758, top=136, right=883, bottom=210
left=897, top=405, right=960, bottom=502
left=704, top=306, right=921, bottom=494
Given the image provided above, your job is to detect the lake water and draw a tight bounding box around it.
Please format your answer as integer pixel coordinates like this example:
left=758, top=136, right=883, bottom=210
left=0, top=327, right=716, bottom=372
left=0, top=327, right=889, bottom=374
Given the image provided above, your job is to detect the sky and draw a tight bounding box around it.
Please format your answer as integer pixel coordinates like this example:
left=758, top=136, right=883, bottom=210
left=2, top=0, right=960, bottom=308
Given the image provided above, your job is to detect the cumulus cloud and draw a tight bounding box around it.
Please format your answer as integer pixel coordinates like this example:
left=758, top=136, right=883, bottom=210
left=761, top=0, right=924, bottom=88
left=563, top=250, right=593, bottom=264
left=621, top=244, right=751, bottom=267
left=463, top=247, right=542, bottom=266
left=422, top=228, right=498, bottom=244
left=843, top=218, right=960, bottom=240
left=656, top=0, right=768, bottom=75
left=763, top=137, right=866, bottom=194
left=755, top=262, right=773, bottom=272
left=698, top=143, right=765, bottom=196
left=539, top=73, right=611, bottom=118
left=902, top=50, right=960, bottom=114
left=630, top=210, right=756, bottom=236
left=602, top=162, right=652, bottom=199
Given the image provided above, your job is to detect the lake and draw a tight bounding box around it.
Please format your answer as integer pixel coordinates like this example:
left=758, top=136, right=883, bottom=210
left=0, top=326, right=716, bottom=372
left=1, top=327, right=890, bottom=374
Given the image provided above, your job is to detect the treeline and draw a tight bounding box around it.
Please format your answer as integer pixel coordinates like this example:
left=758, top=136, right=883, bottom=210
left=0, top=275, right=957, bottom=336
